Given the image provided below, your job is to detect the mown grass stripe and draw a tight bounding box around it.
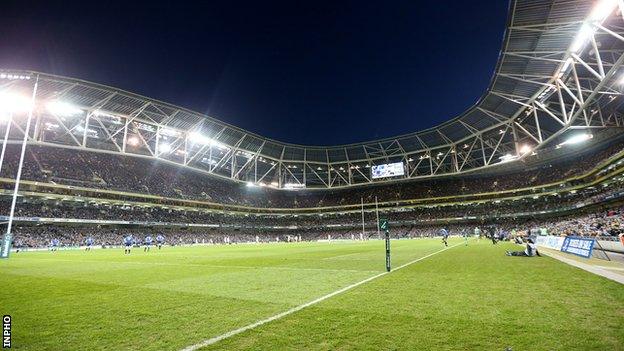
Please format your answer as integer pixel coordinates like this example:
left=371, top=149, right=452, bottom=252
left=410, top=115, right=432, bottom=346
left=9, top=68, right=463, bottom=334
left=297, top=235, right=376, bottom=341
left=180, top=241, right=466, bottom=351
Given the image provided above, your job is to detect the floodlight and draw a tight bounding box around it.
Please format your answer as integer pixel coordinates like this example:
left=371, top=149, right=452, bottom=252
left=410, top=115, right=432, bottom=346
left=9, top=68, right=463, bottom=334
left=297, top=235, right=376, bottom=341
left=571, top=23, right=594, bottom=53
left=0, top=93, right=33, bottom=113
left=588, top=0, right=617, bottom=22
left=127, top=136, right=140, bottom=146
left=160, top=128, right=181, bottom=137
left=93, top=110, right=114, bottom=118
left=44, top=122, right=59, bottom=131
left=188, top=131, right=209, bottom=143
left=93, top=110, right=122, bottom=124
left=559, top=133, right=593, bottom=146
left=158, top=143, right=172, bottom=153
left=284, top=183, right=305, bottom=189
left=188, top=131, right=228, bottom=150
left=47, top=100, right=82, bottom=116
left=246, top=182, right=256, bottom=187
left=499, top=153, right=517, bottom=162
left=519, top=144, right=532, bottom=154
left=0, top=74, right=30, bottom=80
left=568, top=0, right=616, bottom=55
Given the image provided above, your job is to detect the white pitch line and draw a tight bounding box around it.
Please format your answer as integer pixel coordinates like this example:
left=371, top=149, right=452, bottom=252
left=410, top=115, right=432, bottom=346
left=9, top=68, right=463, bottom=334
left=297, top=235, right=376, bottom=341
left=180, top=241, right=466, bottom=351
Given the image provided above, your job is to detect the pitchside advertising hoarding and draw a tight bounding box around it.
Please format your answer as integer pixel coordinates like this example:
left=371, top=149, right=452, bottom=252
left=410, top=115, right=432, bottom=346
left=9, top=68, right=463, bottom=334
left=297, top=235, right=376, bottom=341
left=560, top=236, right=595, bottom=258
left=535, top=236, right=565, bottom=250
left=371, top=162, right=404, bottom=179
left=535, top=235, right=596, bottom=259
left=1, top=233, right=12, bottom=259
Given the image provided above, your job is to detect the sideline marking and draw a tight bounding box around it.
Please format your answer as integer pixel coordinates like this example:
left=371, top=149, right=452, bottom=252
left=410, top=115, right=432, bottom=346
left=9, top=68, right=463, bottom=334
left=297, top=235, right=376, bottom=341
left=180, top=241, right=466, bottom=351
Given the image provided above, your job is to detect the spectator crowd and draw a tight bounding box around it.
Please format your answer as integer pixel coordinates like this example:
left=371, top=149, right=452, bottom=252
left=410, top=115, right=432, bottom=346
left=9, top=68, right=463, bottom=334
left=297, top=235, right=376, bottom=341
left=0, top=139, right=622, bottom=249
left=9, top=204, right=624, bottom=249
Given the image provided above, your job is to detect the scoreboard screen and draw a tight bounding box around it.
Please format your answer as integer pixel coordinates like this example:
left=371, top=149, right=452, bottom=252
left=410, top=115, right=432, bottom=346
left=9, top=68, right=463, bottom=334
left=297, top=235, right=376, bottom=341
left=371, top=162, right=405, bottom=179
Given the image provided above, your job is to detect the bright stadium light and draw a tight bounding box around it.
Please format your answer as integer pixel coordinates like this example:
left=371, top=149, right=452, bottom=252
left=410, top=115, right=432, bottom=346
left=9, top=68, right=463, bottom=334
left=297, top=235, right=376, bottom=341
left=92, top=109, right=114, bottom=118
left=519, top=144, right=532, bottom=154
left=160, top=128, right=181, bottom=137
left=588, top=0, right=617, bottom=22
left=188, top=131, right=228, bottom=150
left=569, top=1, right=617, bottom=54
left=0, top=92, right=33, bottom=114
left=47, top=100, right=82, bottom=116
left=0, top=73, right=30, bottom=80
left=571, top=23, right=594, bottom=53
left=127, top=136, right=140, bottom=146
left=158, top=143, right=172, bottom=153
left=188, top=131, right=210, bottom=144
left=559, top=133, right=593, bottom=146
left=499, top=153, right=517, bottom=163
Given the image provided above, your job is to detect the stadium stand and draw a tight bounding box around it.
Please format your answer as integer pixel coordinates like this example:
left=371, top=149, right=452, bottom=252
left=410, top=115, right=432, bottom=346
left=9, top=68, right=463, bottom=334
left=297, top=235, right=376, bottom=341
left=0, top=138, right=623, bottom=209
left=2, top=137, right=623, bottom=249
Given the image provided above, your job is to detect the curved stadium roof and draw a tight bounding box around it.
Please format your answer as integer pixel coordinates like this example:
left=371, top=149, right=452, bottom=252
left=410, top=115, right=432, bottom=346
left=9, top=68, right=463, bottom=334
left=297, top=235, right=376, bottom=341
left=0, top=0, right=623, bottom=189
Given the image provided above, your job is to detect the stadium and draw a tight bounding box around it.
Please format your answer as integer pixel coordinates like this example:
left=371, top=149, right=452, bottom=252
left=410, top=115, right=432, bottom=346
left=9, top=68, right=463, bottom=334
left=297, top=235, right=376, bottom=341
left=1, top=0, right=624, bottom=350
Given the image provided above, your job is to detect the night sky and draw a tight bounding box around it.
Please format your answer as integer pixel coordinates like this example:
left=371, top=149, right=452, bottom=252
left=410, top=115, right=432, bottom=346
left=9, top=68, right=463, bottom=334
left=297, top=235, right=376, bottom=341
left=0, top=1, right=509, bottom=146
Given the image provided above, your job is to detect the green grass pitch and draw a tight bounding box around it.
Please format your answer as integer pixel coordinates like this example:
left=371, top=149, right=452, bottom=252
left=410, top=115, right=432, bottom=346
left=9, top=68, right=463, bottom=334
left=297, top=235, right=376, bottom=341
left=1, top=238, right=623, bottom=350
